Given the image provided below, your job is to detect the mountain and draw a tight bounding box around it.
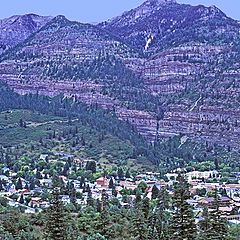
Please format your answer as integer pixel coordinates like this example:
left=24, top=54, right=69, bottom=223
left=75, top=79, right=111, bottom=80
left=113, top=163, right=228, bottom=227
left=100, top=0, right=240, bottom=53
left=0, top=1, right=240, bottom=152
left=0, top=14, right=52, bottom=54
left=2, top=15, right=140, bottom=61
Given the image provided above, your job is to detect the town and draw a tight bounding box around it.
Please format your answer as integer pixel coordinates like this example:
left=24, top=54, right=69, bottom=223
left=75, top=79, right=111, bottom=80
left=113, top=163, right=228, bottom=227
left=0, top=155, right=239, bottom=225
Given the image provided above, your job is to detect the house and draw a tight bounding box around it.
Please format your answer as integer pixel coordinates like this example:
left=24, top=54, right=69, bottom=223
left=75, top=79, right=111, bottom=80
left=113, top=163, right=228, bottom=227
left=119, top=180, right=137, bottom=190
left=39, top=179, right=53, bottom=187
left=30, top=197, right=42, bottom=208
left=60, top=195, right=71, bottom=205
left=32, top=187, right=43, bottom=193
left=135, top=174, right=147, bottom=181
left=2, top=167, right=10, bottom=173
left=0, top=175, right=9, bottom=182
left=223, top=184, right=240, bottom=199
left=6, top=183, right=16, bottom=193
left=17, top=189, right=29, bottom=195
left=186, top=170, right=219, bottom=181
left=198, top=196, right=233, bottom=208
left=165, top=173, right=178, bottom=182
left=146, top=172, right=161, bottom=178
left=96, top=177, right=109, bottom=187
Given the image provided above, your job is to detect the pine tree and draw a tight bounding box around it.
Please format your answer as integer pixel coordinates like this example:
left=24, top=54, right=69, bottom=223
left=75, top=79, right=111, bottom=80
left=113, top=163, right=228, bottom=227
left=80, top=176, right=85, bottom=189
left=86, top=161, right=96, bottom=173
left=29, top=179, right=35, bottom=190
left=170, top=173, right=197, bottom=240
left=45, top=188, right=67, bottom=240
left=62, top=162, right=70, bottom=176
left=70, top=187, right=77, bottom=205
left=142, top=197, right=150, bottom=218
left=0, top=180, right=4, bottom=191
left=108, top=178, right=114, bottom=189
left=19, top=194, right=24, bottom=204
left=101, top=189, right=109, bottom=211
left=151, top=185, right=160, bottom=200
left=125, top=169, right=131, bottom=178
left=112, top=185, right=118, bottom=197
left=149, top=188, right=170, bottom=240
left=16, top=177, right=23, bottom=190
left=198, top=191, right=228, bottom=240
left=117, top=167, right=124, bottom=180
left=87, top=189, right=94, bottom=207
left=135, top=189, right=142, bottom=206
left=131, top=207, right=149, bottom=240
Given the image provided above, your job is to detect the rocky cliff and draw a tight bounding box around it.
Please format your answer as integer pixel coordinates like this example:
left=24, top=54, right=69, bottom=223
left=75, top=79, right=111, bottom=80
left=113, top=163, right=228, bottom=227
left=0, top=0, right=240, bottom=151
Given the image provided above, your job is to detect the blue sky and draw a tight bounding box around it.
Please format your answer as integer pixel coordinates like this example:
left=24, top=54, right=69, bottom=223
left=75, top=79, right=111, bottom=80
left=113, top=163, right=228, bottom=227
left=1, top=0, right=239, bottom=22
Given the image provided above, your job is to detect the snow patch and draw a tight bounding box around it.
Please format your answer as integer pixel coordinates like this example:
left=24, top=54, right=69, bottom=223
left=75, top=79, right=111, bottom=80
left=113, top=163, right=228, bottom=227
left=144, top=35, right=154, bottom=51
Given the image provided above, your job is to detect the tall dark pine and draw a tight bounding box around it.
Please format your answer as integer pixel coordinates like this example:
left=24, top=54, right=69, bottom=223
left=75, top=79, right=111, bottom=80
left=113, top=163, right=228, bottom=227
left=16, top=177, right=23, bottom=190
left=198, top=191, right=228, bottom=240
left=46, top=188, right=67, bottom=240
left=87, top=189, right=94, bottom=207
left=149, top=187, right=170, bottom=240
left=151, top=184, right=160, bottom=200
left=109, top=177, right=114, bottom=189
left=131, top=203, right=149, bottom=240
left=170, top=173, right=197, bottom=240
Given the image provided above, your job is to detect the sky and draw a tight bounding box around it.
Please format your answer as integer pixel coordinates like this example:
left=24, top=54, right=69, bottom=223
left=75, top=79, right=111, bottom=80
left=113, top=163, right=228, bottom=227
left=0, top=0, right=239, bottom=23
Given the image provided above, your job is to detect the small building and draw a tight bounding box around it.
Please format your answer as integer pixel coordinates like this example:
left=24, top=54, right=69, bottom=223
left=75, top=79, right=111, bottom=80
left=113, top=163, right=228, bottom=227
left=96, top=177, right=109, bottom=187
left=186, top=170, right=219, bottom=181
left=60, top=195, right=71, bottom=205
left=198, top=196, right=233, bottom=208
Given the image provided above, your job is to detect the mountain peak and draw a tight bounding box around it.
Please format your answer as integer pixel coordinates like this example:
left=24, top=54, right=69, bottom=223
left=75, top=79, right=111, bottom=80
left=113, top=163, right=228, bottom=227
left=53, top=15, right=69, bottom=23
left=141, top=0, right=177, bottom=9
left=146, top=0, right=177, bottom=4
left=46, top=15, right=71, bottom=28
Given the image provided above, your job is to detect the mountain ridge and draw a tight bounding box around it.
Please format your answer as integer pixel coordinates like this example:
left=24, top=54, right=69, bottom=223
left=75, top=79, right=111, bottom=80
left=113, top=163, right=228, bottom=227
left=0, top=1, right=240, bottom=152
left=0, top=14, right=52, bottom=55
left=99, top=1, right=239, bottom=53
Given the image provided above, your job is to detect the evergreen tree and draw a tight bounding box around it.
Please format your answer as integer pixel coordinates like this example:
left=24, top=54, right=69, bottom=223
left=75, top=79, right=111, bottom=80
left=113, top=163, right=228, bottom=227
left=16, top=178, right=23, bottom=190
left=36, top=170, right=42, bottom=179
left=0, top=180, right=4, bottom=191
left=87, top=189, right=94, bottom=207
left=131, top=207, right=149, bottom=240
left=125, top=169, right=131, bottom=178
left=117, top=167, right=124, bottom=180
left=170, top=174, right=197, bottom=240
left=101, top=189, right=109, bottom=211
left=80, top=176, right=85, bottom=189
left=70, top=187, right=77, bottom=205
left=142, top=197, right=150, bottom=218
left=151, top=185, right=160, bottom=200
left=112, top=185, right=118, bottom=198
left=198, top=191, right=228, bottom=240
left=29, top=180, right=35, bottom=190
left=135, top=189, right=142, bottom=206
left=149, top=188, right=170, bottom=240
left=108, top=178, right=114, bottom=189
left=46, top=188, right=67, bottom=240
left=62, top=162, right=70, bottom=177
left=86, top=161, right=97, bottom=173
left=19, top=194, right=24, bottom=204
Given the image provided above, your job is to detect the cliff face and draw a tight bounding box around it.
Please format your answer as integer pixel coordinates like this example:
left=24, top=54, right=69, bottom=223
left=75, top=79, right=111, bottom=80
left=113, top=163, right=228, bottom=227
left=0, top=1, right=240, bottom=150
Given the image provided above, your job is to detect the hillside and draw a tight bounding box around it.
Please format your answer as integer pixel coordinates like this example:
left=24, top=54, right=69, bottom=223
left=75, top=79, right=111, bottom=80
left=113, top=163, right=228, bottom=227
left=0, top=0, right=240, bottom=158
left=0, top=81, right=239, bottom=176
